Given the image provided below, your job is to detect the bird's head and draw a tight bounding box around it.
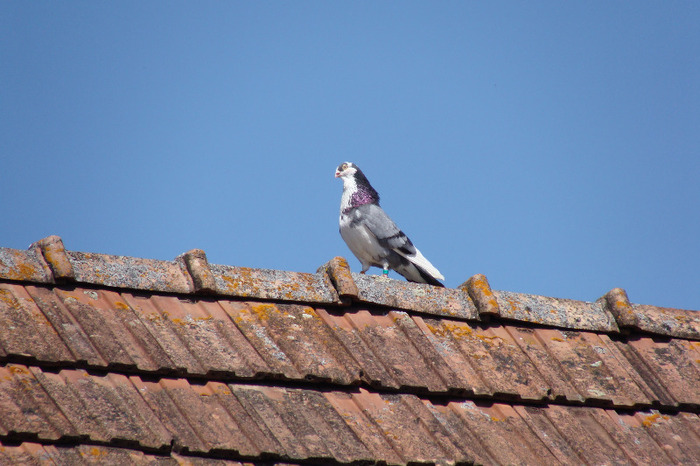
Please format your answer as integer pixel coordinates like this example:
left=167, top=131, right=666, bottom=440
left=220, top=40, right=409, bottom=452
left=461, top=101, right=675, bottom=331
left=335, top=162, right=358, bottom=179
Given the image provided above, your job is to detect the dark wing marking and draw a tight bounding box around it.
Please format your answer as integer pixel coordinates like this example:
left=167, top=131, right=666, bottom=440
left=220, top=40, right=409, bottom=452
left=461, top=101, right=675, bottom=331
left=413, top=264, right=445, bottom=287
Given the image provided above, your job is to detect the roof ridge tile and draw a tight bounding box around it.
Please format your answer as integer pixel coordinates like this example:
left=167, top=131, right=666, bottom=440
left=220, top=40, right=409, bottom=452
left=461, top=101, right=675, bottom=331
left=494, top=289, right=620, bottom=333
left=177, top=249, right=217, bottom=295
left=31, top=235, right=74, bottom=282
left=601, top=287, right=637, bottom=328
left=351, top=273, right=478, bottom=320
left=317, top=256, right=359, bottom=303
left=460, top=273, right=500, bottom=318
left=0, top=246, right=51, bottom=283
left=0, top=236, right=698, bottom=340
left=601, top=287, right=700, bottom=340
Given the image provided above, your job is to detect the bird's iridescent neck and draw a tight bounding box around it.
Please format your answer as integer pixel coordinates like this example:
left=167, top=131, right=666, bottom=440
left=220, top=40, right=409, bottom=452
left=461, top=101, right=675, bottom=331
left=350, top=188, right=376, bottom=207
left=340, top=176, right=378, bottom=214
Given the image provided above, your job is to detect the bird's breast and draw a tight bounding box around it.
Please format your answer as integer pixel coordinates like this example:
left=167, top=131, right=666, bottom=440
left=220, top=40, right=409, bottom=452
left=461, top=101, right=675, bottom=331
left=339, top=207, right=360, bottom=226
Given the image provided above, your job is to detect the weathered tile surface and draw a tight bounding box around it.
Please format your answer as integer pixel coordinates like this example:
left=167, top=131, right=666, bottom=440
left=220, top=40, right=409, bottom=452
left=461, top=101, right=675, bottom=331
left=1, top=239, right=699, bottom=464
left=631, top=303, right=700, bottom=341
left=353, top=273, right=478, bottom=319
left=1, top=365, right=698, bottom=465
left=212, top=264, right=339, bottom=304
left=0, top=248, right=50, bottom=283
left=0, top=283, right=698, bottom=410
left=68, top=251, right=193, bottom=294
left=0, top=442, right=259, bottom=465
left=495, top=289, right=619, bottom=332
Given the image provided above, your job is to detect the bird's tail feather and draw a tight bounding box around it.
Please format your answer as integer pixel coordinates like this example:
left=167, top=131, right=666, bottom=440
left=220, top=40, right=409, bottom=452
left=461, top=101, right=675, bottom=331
left=396, top=248, right=444, bottom=280
left=394, top=248, right=445, bottom=286
left=414, top=265, right=445, bottom=287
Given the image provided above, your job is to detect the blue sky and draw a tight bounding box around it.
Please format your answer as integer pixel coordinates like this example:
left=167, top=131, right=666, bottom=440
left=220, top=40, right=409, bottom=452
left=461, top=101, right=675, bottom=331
left=2, top=2, right=699, bottom=310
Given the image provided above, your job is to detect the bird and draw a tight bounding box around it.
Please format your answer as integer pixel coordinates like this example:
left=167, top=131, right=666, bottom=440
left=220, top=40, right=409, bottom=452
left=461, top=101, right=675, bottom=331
left=335, top=162, right=445, bottom=287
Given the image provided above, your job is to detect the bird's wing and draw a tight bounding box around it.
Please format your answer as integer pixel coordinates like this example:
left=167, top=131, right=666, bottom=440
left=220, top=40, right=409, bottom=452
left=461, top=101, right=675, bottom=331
left=356, top=204, right=445, bottom=282
left=354, top=204, right=416, bottom=255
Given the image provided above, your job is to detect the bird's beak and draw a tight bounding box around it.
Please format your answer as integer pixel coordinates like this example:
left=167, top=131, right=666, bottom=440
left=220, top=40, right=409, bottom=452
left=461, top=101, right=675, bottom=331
left=334, top=170, right=341, bottom=178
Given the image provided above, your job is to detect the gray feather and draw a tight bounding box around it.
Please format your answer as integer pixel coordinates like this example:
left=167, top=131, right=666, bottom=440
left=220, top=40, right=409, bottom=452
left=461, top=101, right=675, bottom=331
left=353, top=204, right=416, bottom=254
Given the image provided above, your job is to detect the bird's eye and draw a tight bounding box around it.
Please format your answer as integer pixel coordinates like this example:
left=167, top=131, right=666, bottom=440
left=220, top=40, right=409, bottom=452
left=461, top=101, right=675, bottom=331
left=341, top=163, right=347, bottom=170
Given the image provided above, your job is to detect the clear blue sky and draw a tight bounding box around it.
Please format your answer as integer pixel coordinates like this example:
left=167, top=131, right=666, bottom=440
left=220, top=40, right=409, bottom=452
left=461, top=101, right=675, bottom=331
left=2, top=2, right=699, bottom=310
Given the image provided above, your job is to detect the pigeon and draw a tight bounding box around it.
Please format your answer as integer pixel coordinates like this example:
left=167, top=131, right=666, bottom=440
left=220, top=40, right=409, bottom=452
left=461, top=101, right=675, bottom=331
left=335, top=162, right=445, bottom=287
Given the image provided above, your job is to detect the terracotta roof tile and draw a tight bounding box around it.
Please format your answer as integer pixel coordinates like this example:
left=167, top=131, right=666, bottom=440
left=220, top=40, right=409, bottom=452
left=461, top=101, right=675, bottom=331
left=3, top=364, right=698, bottom=464
left=0, top=442, right=256, bottom=465
left=0, top=284, right=73, bottom=363
left=0, top=248, right=50, bottom=283
left=1, top=236, right=699, bottom=464
left=317, top=256, right=359, bottom=302
left=0, top=282, right=698, bottom=410
left=461, top=273, right=500, bottom=318
left=70, top=251, right=192, bottom=293
left=218, top=301, right=358, bottom=383
left=4, top=241, right=698, bottom=340
left=352, top=273, right=477, bottom=319
left=603, top=287, right=700, bottom=339
left=423, top=319, right=557, bottom=401
left=211, top=263, right=339, bottom=304
left=495, top=289, right=619, bottom=332
left=21, top=284, right=110, bottom=366
left=630, top=303, right=700, bottom=340
left=179, top=249, right=218, bottom=294
left=31, top=235, right=75, bottom=281
left=505, top=327, right=651, bottom=407
left=618, top=336, right=700, bottom=407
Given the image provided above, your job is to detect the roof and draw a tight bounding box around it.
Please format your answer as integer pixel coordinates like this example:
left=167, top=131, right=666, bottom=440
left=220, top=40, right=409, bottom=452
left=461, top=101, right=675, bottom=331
left=0, top=235, right=698, bottom=465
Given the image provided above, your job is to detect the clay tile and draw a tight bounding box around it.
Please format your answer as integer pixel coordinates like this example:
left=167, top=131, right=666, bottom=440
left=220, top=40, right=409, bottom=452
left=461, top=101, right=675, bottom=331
left=353, top=273, right=478, bottom=319
left=67, top=251, right=192, bottom=293
left=496, top=290, right=619, bottom=332
left=31, top=235, right=74, bottom=282
left=601, top=287, right=637, bottom=329
left=631, top=303, right=700, bottom=340
left=0, top=247, right=51, bottom=283
left=211, top=264, right=338, bottom=303
left=317, top=256, right=359, bottom=302
left=179, top=249, right=218, bottom=294
left=460, top=273, right=500, bottom=317
left=600, top=288, right=699, bottom=339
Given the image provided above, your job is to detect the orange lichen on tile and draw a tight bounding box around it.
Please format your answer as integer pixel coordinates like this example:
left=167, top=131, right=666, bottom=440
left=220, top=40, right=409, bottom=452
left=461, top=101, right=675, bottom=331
left=247, top=303, right=280, bottom=321
left=81, top=447, right=108, bottom=458
left=0, top=256, right=44, bottom=281
left=641, top=413, right=669, bottom=427
left=7, top=366, right=30, bottom=375
left=475, top=334, right=504, bottom=346
left=114, top=301, right=130, bottom=311
left=425, top=321, right=474, bottom=338
left=0, top=289, right=17, bottom=307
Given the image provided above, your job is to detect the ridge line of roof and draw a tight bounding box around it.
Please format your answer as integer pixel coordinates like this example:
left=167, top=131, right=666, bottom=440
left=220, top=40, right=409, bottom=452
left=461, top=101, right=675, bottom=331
left=0, top=235, right=697, bottom=340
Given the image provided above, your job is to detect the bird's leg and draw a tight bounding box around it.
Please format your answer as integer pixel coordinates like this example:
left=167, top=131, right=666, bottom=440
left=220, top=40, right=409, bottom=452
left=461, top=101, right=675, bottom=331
left=382, top=264, right=389, bottom=277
